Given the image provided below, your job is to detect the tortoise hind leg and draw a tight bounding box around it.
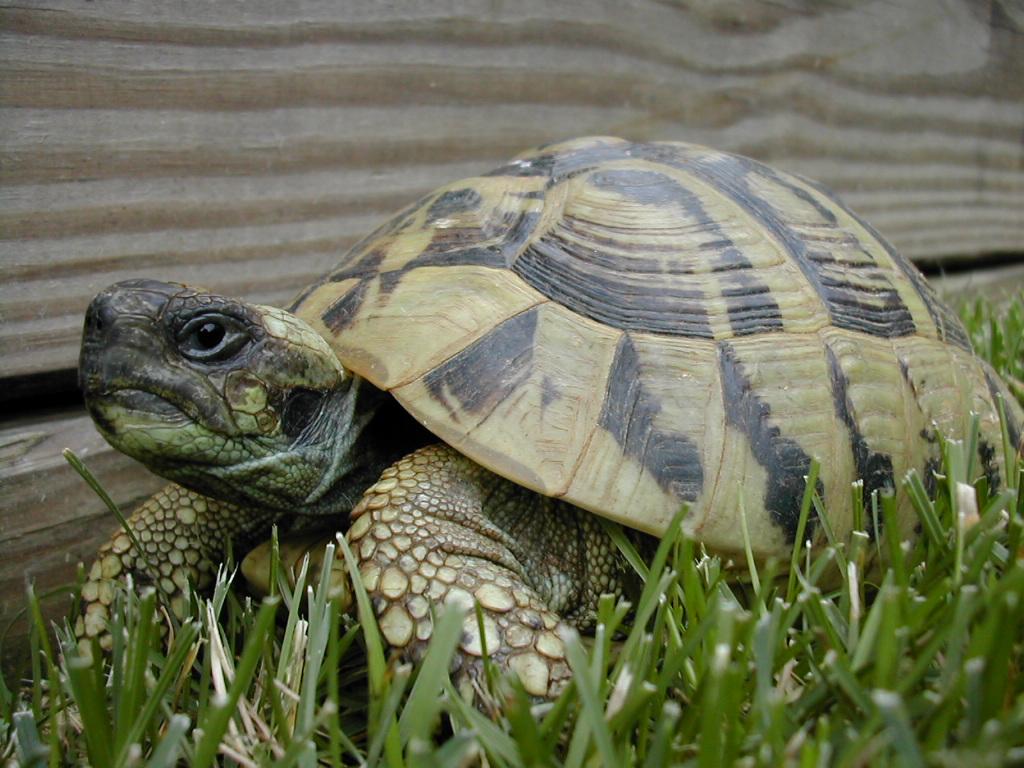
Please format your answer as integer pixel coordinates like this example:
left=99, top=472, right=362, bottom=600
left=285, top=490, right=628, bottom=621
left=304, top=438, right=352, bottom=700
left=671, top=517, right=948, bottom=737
left=347, top=443, right=640, bottom=698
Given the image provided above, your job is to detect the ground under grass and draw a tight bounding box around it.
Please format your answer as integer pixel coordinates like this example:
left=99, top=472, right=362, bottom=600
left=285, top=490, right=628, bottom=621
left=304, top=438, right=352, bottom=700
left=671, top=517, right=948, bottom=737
left=2, top=292, right=1022, bottom=767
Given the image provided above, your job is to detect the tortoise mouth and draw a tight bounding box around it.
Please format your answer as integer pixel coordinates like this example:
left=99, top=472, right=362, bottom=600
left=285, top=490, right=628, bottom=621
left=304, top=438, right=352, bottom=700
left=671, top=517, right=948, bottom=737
left=88, top=387, right=190, bottom=434
left=112, top=388, right=185, bottom=417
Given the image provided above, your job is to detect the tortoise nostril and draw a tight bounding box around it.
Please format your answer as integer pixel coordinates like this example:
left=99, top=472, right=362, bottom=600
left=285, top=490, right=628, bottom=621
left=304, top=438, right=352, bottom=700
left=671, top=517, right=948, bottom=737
left=84, top=292, right=120, bottom=339
left=87, top=309, right=104, bottom=336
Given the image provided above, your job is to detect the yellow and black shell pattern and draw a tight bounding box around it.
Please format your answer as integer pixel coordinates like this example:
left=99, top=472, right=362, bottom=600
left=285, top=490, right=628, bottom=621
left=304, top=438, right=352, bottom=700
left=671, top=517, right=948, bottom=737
left=294, top=137, right=1023, bottom=559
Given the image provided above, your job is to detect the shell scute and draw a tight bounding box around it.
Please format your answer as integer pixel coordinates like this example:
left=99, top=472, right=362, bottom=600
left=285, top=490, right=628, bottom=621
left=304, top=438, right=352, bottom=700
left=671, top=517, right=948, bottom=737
left=565, top=331, right=722, bottom=535
left=392, top=301, right=619, bottom=500
left=301, top=267, right=545, bottom=389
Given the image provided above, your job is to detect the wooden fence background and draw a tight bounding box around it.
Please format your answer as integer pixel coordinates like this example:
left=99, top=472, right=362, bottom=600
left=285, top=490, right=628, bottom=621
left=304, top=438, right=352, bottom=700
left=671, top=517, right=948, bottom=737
left=2, top=0, right=1023, bottom=673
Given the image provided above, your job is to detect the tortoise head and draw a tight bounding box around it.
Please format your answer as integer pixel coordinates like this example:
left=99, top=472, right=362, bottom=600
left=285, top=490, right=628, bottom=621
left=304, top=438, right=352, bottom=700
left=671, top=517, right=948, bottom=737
left=79, top=279, right=387, bottom=514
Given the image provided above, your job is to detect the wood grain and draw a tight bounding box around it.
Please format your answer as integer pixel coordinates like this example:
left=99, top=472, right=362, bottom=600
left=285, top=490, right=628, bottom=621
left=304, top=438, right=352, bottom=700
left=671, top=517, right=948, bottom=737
left=2, top=0, right=1023, bottom=381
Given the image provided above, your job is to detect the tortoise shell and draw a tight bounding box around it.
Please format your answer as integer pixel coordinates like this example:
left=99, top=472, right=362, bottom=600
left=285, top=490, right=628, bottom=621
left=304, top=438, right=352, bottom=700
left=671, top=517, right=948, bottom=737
left=293, top=136, right=1022, bottom=559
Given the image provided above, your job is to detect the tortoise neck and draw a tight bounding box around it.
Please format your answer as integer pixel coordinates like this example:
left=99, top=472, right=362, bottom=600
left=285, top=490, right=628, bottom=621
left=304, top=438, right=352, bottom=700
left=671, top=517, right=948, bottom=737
left=303, top=376, right=432, bottom=517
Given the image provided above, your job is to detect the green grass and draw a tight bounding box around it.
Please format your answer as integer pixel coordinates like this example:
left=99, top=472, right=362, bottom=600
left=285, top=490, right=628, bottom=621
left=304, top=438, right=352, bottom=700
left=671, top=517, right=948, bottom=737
left=961, top=292, right=1024, bottom=404
left=2, top=292, right=1023, bottom=767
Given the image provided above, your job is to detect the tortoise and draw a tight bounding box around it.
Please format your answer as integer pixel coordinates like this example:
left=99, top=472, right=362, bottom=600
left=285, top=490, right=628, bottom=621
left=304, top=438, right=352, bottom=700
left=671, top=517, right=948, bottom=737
left=77, top=136, right=1023, bottom=697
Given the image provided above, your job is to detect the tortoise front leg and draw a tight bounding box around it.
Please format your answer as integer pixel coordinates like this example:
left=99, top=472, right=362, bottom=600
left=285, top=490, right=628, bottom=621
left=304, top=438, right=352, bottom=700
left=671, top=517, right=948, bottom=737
left=347, top=444, right=640, bottom=698
left=77, top=482, right=274, bottom=648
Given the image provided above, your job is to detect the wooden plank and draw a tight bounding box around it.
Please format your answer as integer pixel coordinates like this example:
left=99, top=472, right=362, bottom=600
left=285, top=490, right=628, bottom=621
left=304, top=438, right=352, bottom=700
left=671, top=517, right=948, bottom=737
left=1, top=0, right=1023, bottom=380
left=0, top=410, right=165, bottom=675
left=932, top=261, right=1024, bottom=306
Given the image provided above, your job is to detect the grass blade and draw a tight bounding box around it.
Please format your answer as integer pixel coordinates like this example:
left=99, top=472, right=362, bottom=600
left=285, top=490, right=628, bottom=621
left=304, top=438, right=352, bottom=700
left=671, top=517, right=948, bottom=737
left=192, top=596, right=279, bottom=768
left=399, top=604, right=466, bottom=746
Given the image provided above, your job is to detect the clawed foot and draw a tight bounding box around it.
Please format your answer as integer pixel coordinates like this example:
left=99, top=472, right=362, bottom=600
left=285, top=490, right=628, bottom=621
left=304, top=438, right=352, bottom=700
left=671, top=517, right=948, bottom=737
left=243, top=530, right=574, bottom=699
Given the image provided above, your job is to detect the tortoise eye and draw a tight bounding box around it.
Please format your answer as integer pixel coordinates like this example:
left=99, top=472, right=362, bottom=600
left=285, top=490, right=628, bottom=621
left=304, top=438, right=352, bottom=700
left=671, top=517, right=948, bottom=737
left=195, top=321, right=224, bottom=349
left=178, top=314, right=250, bottom=362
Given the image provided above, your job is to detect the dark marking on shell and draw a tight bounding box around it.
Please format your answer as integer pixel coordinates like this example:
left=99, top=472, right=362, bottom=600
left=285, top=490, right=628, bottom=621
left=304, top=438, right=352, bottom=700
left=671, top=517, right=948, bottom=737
left=598, top=335, right=704, bottom=501
left=718, top=342, right=821, bottom=542
left=897, top=353, right=946, bottom=513
left=377, top=210, right=542, bottom=298
left=551, top=143, right=638, bottom=182
left=982, top=368, right=1022, bottom=456
left=510, top=163, right=790, bottom=339
left=422, top=307, right=538, bottom=419
left=899, top=359, right=938, bottom=446
left=321, top=250, right=385, bottom=331
left=923, top=457, right=941, bottom=498
left=319, top=287, right=363, bottom=333
left=589, top=168, right=682, bottom=206
left=300, top=195, right=429, bottom=310
left=333, top=247, right=387, bottom=282
left=627, top=142, right=686, bottom=169
left=797, top=174, right=972, bottom=351
left=897, top=357, right=912, bottom=387
left=514, top=233, right=714, bottom=337
left=426, top=188, right=483, bottom=223
left=719, top=272, right=785, bottom=337
left=669, top=151, right=918, bottom=341
left=304, top=189, right=536, bottom=316
left=824, top=344, right=895, bottom=538
left=979, top=439, right=1000, bottom=493
left=293, top=242, right=388, bottom=314
left=588, top=168, right=783, bottom=337
left=541, top=375, right=561, bottom=410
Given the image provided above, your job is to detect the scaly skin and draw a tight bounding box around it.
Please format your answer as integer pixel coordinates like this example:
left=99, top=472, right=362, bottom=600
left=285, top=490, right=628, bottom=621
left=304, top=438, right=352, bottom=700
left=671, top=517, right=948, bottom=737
left=78, top=483, right=272, bottom=648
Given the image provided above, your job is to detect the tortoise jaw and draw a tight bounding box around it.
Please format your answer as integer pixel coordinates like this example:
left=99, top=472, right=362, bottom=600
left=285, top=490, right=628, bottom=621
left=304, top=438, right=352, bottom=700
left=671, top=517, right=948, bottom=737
left=84, top=388, right=194, bottom=464
left=111, top=388, right=184, bottom=417
left=87, top=388, right=189, bottom=433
